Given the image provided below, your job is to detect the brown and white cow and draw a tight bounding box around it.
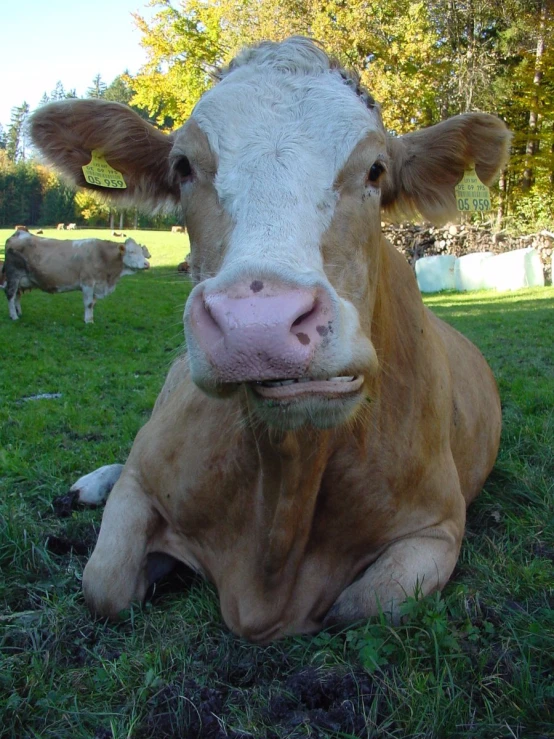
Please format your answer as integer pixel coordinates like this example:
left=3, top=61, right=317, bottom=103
left=30, top=38, right=509, bottom=641
left=56, top=223, right=65, bottom=230
left=4, top=231, right=150, bottom=323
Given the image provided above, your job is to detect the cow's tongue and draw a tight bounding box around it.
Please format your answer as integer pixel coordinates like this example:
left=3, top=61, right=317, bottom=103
left=252, top=375, right=364, bottom=399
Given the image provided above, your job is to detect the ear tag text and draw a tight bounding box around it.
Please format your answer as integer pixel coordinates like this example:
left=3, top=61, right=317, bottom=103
left=455, top=169, right=490, bottom=212
left=82, top=150, right=127, bottom=189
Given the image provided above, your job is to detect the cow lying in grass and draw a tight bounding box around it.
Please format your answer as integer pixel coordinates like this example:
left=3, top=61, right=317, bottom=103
left=30, top=37, right=510, bottom=641
left=4, top=231, right=150, bottom=323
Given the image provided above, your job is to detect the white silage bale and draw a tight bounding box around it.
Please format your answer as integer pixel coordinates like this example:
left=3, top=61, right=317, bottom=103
left=483, top=248, right=545, bottom=291
left=415, top=255, right=457, bottom=293
left=454, top=252, right=495, bottom=291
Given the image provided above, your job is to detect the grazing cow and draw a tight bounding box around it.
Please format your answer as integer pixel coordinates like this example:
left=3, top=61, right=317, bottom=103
left=112, top=231, right=127, bottom=238
left=171, top=226, right=184, bottom=233
left=67, top=223, right=77, bottom=230
left=14, top=225, right=29, bottom=232
left=30, top=38, right=509, bottom=641
left=57, top=223, right=65, bottom=230
left=36, top=230, right=44, bottom=235
left=4, top=231, right=149, bottom=323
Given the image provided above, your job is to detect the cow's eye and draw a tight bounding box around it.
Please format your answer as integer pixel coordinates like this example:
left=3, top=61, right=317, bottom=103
left=174, top=156, right=192, bottom=182
left=367, top=162, right=386, bottom=185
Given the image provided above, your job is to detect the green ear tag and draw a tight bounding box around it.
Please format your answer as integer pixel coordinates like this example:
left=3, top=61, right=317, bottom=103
left=455, top=169, right=490, bottom=212
left=82, top=150, right=127, bottom=189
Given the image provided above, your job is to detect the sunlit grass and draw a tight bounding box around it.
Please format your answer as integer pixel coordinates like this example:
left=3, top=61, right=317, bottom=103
left=1, top=258, right=553, bottom=738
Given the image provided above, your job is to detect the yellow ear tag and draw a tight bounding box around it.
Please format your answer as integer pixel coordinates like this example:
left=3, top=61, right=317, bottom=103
left=455, top=169, right=490, bottom=212
left=82, top=150, right=126, bottom=189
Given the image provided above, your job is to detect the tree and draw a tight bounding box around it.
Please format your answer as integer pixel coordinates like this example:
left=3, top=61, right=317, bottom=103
left=6, top=102, right=30, bottom=162
left=104, top=72, right=134, bottom=105
left=87, top=74, right=108, bottom=99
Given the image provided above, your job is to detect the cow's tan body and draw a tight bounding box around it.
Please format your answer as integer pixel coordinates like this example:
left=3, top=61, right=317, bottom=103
left=30, top=37, right=509, bottom=641
left=4, top=232, right=149, bottom=322
left=7, top=234, right=130, bottom=291
left=83, top=239, right=500, bottom=641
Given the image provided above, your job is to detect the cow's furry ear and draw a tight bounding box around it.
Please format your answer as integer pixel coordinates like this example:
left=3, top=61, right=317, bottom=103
left=30, top=100, right=180, bottom=212
left=381, top=113, right=511, bottom=225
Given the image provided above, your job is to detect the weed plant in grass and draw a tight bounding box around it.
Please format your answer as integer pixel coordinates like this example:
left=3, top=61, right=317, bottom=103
left=0, top=230, right=552, bottom=739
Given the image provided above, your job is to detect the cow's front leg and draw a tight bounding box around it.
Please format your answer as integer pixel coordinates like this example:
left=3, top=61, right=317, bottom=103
left=82, top=471, right=162, bottom=618
left=324, top=521, right=463, bottom=626
left=82, top=285, right=95, bottom=323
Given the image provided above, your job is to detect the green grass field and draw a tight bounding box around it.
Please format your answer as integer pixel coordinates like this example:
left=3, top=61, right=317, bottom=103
left=1, top=228, right=553, bottom=738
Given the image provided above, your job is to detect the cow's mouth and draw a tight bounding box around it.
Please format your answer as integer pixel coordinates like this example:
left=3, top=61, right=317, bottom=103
left=251, top=375, right=364, bottom=400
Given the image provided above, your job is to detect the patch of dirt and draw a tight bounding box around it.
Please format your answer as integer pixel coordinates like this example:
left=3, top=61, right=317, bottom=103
left=265, top=667, right=379, bottom=738
left=45, top=533, right=90, bottom=556
left=136, top=666, right=382, bottom=739
left=532, top=542, right=554, bottom=561
left=51, top=490, right=79, bottom=518
left=136, top=679, right=248, bottom=739
left=45, top=523, right=98, bottom=557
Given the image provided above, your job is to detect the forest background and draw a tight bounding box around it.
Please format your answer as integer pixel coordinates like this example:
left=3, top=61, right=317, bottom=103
left=0, top=0, right=552, bottom=233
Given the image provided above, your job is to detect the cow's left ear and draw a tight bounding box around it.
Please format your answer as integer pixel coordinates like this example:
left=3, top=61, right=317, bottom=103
left=381, top=113, right=511, bottom=224
left=30, top=100, right=179, bottom=210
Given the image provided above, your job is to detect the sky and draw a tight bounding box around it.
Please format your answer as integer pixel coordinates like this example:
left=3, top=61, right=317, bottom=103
left=0, top=0, right=155, bottom=130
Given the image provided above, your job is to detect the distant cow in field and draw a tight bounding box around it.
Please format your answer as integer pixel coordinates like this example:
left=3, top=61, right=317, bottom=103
left=4, top=231, right=150, bottom=323
left=14, top=225, right=29, bottom=232
left=177, top=259, right=190, bottom=273
left=31, top=37, right=509, bottom=640
left=67, top=223, right=77, bottom=230
left=57, top=223, right=65, bottom=230
left=36, top=230, right=44, bottom=235
left=171, top=226, right=184, bottom=233
left=112, top=231, right=127, bottom=237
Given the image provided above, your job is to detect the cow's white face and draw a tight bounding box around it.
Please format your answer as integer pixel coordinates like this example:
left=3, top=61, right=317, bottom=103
left=29, top=37, right=511, bottom=430
left=170, top=42, right=388, bottom=429
left=122, top=239, right=150, bottom=271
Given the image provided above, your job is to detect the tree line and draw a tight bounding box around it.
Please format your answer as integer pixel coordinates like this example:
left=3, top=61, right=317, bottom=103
left=1, top=0, right=552, bottom=232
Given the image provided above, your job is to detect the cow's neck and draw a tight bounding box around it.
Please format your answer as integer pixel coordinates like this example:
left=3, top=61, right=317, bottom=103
left=252, top=426, right=331, bottom=586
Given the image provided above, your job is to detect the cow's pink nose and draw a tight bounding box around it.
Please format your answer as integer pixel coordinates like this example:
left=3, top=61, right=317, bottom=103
left=189, top=280, right=334, bottom=382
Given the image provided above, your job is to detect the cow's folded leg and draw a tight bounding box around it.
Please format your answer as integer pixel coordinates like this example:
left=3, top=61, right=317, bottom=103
left=324, top=525, right=462, bottom=626
left=82, top=285, right=94, bottom=323
left=82, top=474, right=161, bottom=618
left=70, top=463, right=124, bottom=505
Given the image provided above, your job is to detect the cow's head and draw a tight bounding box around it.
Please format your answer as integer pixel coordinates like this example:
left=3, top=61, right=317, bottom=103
left=121, top=238, right=150, bottom=271
left=30, top=37, right=510, bottom=430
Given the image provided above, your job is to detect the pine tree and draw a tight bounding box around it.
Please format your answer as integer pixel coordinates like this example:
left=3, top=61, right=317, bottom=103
left=87, top=74, right=108, bottom=99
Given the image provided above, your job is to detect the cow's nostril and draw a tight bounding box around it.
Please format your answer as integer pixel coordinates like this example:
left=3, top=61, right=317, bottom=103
left=292, top=307, right=316, bottom=327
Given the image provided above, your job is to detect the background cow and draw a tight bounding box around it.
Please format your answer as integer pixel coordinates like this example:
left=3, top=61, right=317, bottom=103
left=4, top=231, right=150, bottom=323
left=14, top=225, right=29, bottom=232
left=30, top=37, right=509, bottom=640
left=67, top=223, right=77, bottom=230
left=171, top=226, right=184, bottom=233
left=56, top=223, right=65, bottom=230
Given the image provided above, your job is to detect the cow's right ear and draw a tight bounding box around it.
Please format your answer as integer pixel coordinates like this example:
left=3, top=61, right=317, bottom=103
left=30, top=100, right=179, bottom=210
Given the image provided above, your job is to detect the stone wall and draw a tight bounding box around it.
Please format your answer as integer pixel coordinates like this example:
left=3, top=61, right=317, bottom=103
left=383, top=223, right=554, bottom=285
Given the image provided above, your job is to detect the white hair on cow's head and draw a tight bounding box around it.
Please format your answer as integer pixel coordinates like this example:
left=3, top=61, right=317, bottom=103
left=216, top=36, right=377, bottom=111
left=221, top=36, right=333, bottom=77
